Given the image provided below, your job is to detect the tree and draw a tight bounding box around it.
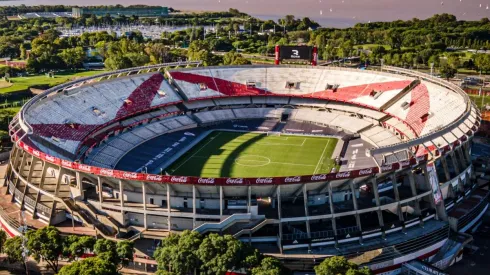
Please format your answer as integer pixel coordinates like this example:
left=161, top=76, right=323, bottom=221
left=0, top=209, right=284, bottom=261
left=0, top=230, right=7, bottom=252
left=94, top=239, right=117, bottom=261
left=147, top=43, right=170, bottom=64
left=63, top=235, right=96, bottom=261
left=474, top=54, right=490, bottom=73
left=196, top=233, right=246, bottom=275
left=58, top=256, right=118, bottom=275
left=26, top=226, right=64, bottom=273
left=439, top=63, right=457, bottom=80
left=104, top=55, right=132, bottom=70
left=447, top=54, right=460, bottom=69
left=187, top=40, right=220, bottom=66
left=58, top=46, right=85, bottom=70
left=314, top=256, right=373, bottom=275
left=124, top=52, right=150, bottom=67
left=154, top=231, right=203, bottom=275
left=116, top=240, right=134, bottom=270
left=4, top=236, right=24, bottom=265
left=222, top=51, right=251, bottom=65
left=251, top=257, right=287, bottom=275
left=428, top=55, right=440, bottom=68
left=385, top=30, right=403, bottom=50
left=94, top=239, right=134, bottom=270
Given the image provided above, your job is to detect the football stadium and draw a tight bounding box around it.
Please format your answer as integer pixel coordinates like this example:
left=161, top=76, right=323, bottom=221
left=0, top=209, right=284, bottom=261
left=4, top=61, right=486, bottom=274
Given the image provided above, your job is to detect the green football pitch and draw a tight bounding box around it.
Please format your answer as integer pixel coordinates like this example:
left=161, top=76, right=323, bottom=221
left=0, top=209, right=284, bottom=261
left=166, top=131, right=339, bottom=178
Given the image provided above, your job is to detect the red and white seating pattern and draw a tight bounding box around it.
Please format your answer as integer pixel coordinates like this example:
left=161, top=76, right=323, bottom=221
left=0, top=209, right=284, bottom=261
left=24, top=73, right=183, bottom=151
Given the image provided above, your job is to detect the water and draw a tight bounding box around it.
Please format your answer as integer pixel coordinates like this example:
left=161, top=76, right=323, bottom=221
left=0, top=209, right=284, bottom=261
left=0, top=0, right=488, bottom=28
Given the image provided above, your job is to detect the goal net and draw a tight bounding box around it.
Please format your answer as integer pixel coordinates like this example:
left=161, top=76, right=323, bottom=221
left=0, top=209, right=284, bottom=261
left=267, top=131, right=281, bottom=136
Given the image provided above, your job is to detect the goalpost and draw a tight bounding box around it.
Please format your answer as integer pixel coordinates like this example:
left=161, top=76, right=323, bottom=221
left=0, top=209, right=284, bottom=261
left=267, top=131, right=281, bottom=136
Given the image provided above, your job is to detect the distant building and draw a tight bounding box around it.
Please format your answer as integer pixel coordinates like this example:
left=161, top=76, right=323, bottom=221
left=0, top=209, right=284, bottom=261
left=72, top=6, right=169, bottom=18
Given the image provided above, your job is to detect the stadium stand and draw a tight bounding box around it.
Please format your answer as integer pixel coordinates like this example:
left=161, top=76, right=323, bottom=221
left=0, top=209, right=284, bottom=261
left=361, top=126, right=402, bottom=147
left=193, top=109, right=236, bottom=123
left=85, top=115, right=197, bottom=168
left=5, top=64, right=483, bottom=275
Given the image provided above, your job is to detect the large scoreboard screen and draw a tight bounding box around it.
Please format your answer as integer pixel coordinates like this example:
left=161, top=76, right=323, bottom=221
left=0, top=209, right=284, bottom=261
left=279, top=46, right=313, bottom=61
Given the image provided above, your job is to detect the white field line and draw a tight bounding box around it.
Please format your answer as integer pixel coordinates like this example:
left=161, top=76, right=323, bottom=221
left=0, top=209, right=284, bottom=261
left=251, top=138, right=307, bottom=147
left=170, top=132, right=222, bottom=173
left=270, top=161, right=315, bottom=167
left=314, top=140, right=331, bottom=174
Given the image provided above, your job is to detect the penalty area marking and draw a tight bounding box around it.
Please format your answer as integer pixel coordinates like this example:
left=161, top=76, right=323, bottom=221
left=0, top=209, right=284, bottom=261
left=234, top=155, right=271, bottom=167
left=254, top=138, right=306, bottom=147
left=234, top=155, right=315, bottom=168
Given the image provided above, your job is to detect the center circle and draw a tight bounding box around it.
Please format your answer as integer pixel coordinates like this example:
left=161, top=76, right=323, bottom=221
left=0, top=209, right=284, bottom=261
left=234, top=155, right=271, bottom=167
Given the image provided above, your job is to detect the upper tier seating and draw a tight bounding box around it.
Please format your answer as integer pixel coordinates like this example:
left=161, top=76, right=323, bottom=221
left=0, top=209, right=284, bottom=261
left=26, top=73, right=182, bottom=133
left=386, top=82, right=466, bottom=137
left=168, top=67, right=411, bottom=109
left=25, top=73, right=183, bottom=157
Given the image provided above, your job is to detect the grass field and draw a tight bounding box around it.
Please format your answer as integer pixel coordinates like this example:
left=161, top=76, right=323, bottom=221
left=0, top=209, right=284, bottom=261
left=166, top=131, right=339, bottom=178
left=0, top=70, right=106, bottom=94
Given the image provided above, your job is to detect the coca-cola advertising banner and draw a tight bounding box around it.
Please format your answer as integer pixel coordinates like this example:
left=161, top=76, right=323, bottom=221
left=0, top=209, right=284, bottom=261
left=15, top=138, right=432, bottom=186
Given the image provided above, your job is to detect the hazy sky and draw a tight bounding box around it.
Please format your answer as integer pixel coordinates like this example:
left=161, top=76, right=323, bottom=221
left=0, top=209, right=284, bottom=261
left=1, top=0, right=490, bottom=27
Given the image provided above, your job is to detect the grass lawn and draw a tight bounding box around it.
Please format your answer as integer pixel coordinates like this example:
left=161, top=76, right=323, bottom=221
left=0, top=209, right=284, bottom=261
left=469, top=94, right=490, bottom=109
left=166, top=131, right=339, bottom=177
left=0, top=70, right=106, bottom=94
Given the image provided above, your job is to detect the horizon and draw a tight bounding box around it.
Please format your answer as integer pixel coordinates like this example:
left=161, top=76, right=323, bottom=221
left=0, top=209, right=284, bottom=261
left=1, top=0, right=490, bottom=28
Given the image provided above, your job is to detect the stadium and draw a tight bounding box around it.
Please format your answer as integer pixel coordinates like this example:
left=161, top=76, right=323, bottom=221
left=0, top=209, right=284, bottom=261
left=3, top=61, right=486, bottom=274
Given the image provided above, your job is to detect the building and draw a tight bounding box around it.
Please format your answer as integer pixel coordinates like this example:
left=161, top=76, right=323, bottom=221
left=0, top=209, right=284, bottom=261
left=5, top=63, right=484, bottom=274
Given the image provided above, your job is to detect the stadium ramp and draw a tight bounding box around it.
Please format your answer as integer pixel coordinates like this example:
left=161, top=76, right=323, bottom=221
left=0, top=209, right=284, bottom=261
left=194, top=213, right=265, bottom=234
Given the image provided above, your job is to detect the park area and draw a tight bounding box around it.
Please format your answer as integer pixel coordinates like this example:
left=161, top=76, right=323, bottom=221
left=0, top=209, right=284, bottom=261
left=166, top=131, right=339, bottom=178
left=0, top=70, right=105, bottom=94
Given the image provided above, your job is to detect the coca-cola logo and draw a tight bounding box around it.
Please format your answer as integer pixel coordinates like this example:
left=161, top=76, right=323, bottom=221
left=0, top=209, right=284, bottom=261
left=122, top=172, right=138, bottom=179
left=45, top=155, right=55, bottom=162
left=61, top=160, right=73, bottom=168
left=256, top=178, right=273, bottom=184
left=336, top=171, right=351, bottom=179
left=284, top=176, right=301, bottom=183
left=33, top=150, right=40, bottom=157
left=381, top=164, right=393, bottom=172
left=400, top=161, right=410, bottom=167
left=198, top=178, right=215, bottom=184
left=100, top=169, right=114, bottom=176
left=170, top=176, right=188, bottom=183
left=311, top=174, right=327, bottom=181
left=78, top=164, right=91, bottom=172
left=146, top=174, right=162, bottom=181
left=359, top=168, right=373, bottom=175
left=226, top=178, right=244, bottom=184
left=23, top=144, right=29, bottom=151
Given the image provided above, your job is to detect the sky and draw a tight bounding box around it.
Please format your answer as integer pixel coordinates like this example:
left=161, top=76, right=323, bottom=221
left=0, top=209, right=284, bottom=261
left=1, top=0, right=490, bottom=27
